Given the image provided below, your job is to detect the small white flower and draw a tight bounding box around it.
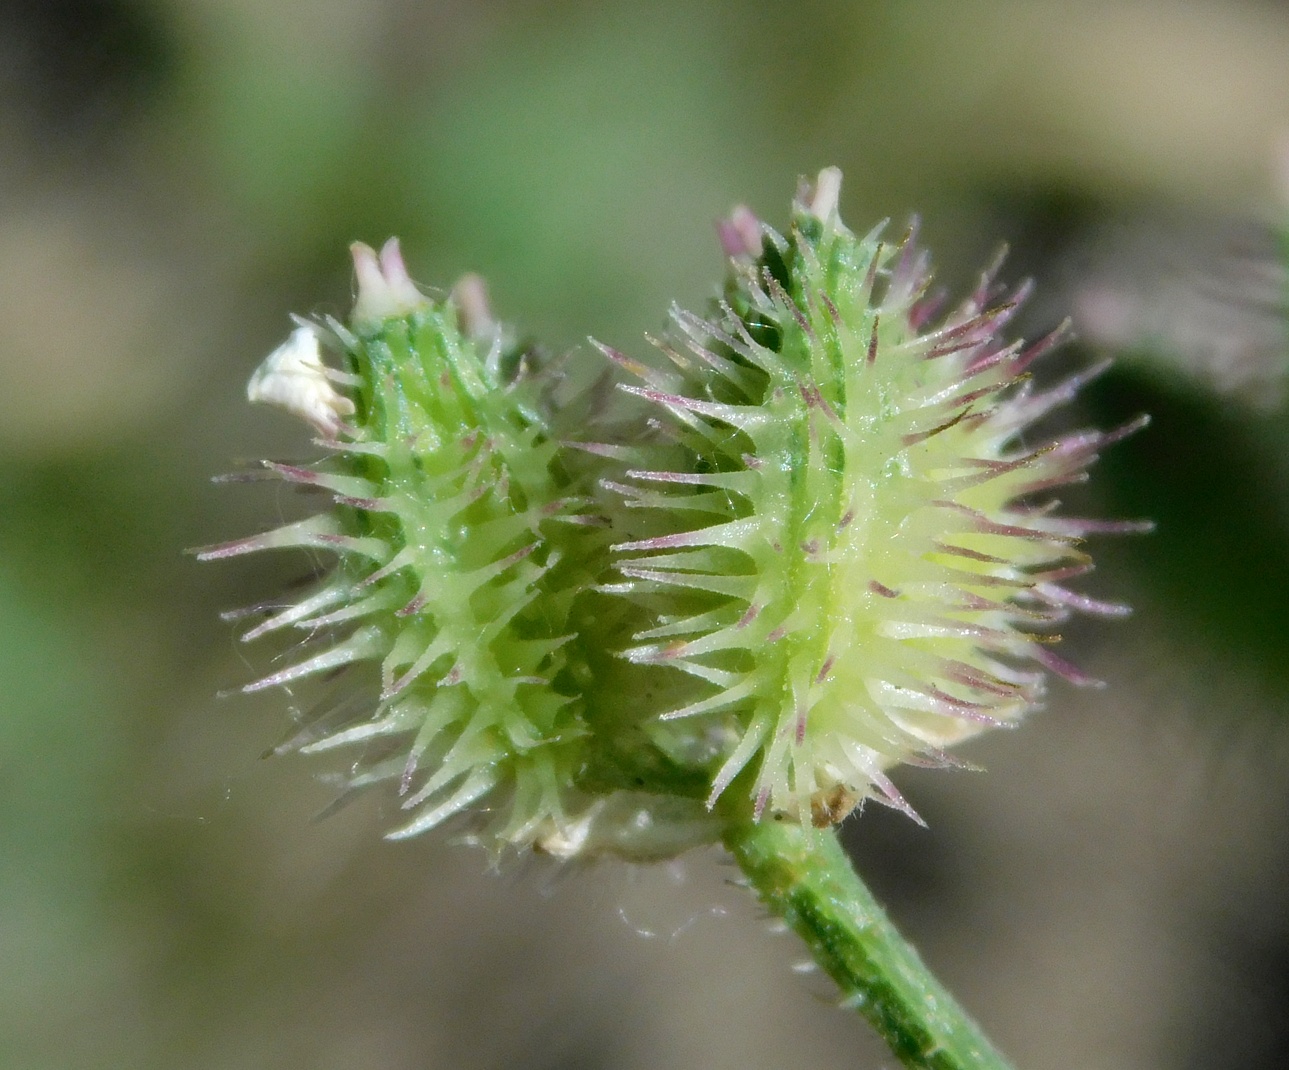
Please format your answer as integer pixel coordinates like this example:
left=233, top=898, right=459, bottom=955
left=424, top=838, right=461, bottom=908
left=246, top=326, right=355, bottom=437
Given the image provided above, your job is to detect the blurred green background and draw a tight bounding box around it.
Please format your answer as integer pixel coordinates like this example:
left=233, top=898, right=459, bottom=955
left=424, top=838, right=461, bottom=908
left=2, top=1, right=1288, bottom=1068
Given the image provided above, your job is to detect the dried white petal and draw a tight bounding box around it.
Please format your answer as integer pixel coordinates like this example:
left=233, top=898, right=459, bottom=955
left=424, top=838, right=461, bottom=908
left=247, top=326, right=355, bottom=436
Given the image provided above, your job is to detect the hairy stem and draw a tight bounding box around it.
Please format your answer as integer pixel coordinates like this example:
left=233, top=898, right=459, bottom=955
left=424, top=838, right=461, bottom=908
left=723, top=819, right=1015, bottom=1070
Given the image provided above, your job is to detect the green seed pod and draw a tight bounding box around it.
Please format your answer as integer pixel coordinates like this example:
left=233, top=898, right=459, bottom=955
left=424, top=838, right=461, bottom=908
left=202, top=240, right=601, bottom=849
left=602, top=169, right=1147, bottom=827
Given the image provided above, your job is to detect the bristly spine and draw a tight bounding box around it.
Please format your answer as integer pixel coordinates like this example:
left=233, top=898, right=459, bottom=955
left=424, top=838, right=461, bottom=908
left=606, top=168, right=1148, bottom=826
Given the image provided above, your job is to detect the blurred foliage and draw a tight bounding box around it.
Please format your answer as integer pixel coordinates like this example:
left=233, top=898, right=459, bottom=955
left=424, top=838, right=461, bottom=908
left=2, top=1, right=1288, bottom=1068
left=1086, top=365, right=1289, bottom=704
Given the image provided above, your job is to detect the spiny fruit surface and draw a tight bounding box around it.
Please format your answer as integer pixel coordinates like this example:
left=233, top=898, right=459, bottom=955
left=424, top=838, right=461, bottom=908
left=603, top=168, right=1146, bottom=826
left=200, top=241, right=598, bottom=847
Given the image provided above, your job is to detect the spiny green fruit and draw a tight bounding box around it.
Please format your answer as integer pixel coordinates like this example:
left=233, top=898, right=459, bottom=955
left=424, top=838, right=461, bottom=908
left=200, top=240, right=601, bottom=847
left=601, top=168, right=1147, bottom=826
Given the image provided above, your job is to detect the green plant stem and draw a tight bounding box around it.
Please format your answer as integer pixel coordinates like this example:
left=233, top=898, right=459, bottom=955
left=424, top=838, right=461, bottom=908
left=723, top=819, right=1015, bottom=1070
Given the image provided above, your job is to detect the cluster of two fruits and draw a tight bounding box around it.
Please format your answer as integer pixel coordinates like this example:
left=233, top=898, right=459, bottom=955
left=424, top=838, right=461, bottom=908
left=201, top=169, right=1140, bottom=858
